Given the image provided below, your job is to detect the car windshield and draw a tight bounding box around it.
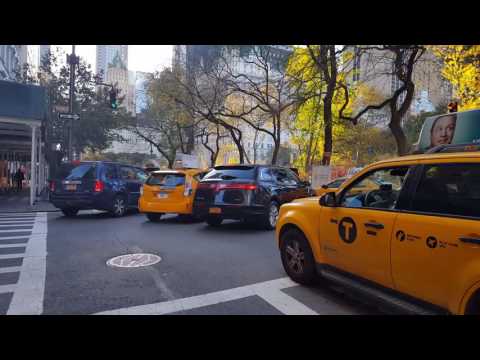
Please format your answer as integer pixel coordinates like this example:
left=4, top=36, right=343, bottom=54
left=147, top=173, right=185, bottom=187
left=62, top=164, right=96, bottom=180
left=203, top=166, right=256, bottom=180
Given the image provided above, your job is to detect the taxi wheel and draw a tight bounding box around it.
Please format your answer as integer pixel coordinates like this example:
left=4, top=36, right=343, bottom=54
left=280, top=228, right=318, bottom=285
left=146, top=213, right=162, bottom=222
left=206, top=216, right=223, bottom=227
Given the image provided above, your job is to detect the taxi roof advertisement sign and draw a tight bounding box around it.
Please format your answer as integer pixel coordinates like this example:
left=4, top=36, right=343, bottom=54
left=417, top=109, right=480, bottom=152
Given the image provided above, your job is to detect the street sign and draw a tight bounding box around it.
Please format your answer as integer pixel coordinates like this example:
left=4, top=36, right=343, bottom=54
left=58, top=113, right=80, bottom=121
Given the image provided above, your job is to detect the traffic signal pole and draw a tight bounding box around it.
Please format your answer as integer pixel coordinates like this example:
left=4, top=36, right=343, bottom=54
left=67, top=45, right=79, bottom=161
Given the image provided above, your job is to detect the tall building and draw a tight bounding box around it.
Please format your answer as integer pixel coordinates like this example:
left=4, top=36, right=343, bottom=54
left=127, top=70, right=136, bottom=116
left=135, top=71, right=151, bottom=114
left=0, top=45, right=21, bottom=80
left=105, top=52, right=134, bottom=114
left=96, top=45, right=128, bottom=81
left=39, top=45, right=50, bottom=66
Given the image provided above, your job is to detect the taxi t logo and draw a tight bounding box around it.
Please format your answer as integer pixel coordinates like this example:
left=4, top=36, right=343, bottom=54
left=339, top=217, right=357, bottom=244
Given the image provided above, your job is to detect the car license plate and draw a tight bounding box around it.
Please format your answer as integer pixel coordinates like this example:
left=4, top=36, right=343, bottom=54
left=209, top=207, right=221, bottom=214
left=66, top=184, right=77, bottom=191
left=157, top=192, right=168, bottom=199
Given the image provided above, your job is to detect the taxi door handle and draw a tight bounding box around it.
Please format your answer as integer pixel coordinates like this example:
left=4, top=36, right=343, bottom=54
left=459, top=237, right=480, bottom=245
left=364, top=222, right=384, bottom=230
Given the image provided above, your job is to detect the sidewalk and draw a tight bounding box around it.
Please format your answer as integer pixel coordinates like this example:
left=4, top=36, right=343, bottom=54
left=0, top=188, right=58, bottom=213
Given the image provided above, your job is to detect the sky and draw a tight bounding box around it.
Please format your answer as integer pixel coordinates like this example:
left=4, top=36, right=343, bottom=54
left=55, top=45, right=173, bottom=73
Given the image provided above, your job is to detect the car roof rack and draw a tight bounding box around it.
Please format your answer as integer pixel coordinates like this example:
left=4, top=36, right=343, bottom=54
left=426, top=143, right=480, bottom=154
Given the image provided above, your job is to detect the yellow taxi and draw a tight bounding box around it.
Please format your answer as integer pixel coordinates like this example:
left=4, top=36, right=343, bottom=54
left=276, top=145, right=480, bottom=314
left=139, top=168, right=207, bottom=222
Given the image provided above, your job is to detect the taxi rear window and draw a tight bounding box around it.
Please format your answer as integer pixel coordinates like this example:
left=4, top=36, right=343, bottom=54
left=146, top=173, right=185, bottom=187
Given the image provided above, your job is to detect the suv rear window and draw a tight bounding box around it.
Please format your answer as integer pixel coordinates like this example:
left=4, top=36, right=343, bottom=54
left=147, top=173, right=185, bottom=187
left=59, top=163, right=97, bottom=180
left=203, top=166, right=256, bottom=180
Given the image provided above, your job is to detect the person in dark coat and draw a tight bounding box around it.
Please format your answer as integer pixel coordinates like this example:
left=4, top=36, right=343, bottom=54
left=15, top=168, right=25, bottom=192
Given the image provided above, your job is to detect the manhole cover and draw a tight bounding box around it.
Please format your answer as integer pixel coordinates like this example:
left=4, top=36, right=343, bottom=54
left=107, top=253, right=161, bottom=268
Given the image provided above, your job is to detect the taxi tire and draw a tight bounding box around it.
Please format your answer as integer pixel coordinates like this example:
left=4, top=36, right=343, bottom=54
left=280, top=228, right=318, bottom=286
left=206, top=216, right=223, bottom=227
left=61, top=208, right=79, bottom=217
left=146, top=213, right=162, bottom=222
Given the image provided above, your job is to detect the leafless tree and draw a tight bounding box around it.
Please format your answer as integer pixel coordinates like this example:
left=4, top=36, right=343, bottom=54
left=217, top=46, right=307, bottom=165
left=338, top=45, right=427, bottom=156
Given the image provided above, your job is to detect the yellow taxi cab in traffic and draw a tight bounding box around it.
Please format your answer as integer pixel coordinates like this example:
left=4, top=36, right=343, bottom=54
left=276, top=144, right=480, bottom=315
left=139, top=168, right=207, bottom=222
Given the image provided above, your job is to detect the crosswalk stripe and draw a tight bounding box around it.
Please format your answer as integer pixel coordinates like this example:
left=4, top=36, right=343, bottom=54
left=0, top=267, right=22, bottom=274
left=0, top=236, right=31, bottom=241
left=0, top=284, right=16, bottom=294
left=0, top=244, right=27, bottom=249
left=0, top=254, right=24, bottom=260
left=0, top=229, right=32, bottom=233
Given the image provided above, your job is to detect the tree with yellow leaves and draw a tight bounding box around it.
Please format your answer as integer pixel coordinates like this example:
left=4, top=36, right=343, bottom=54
left=432, top=45, right=480, bottom=110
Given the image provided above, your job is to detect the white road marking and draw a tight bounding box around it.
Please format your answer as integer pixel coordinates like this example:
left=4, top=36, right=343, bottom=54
left=0, top=284, right=16, bottom=294
left=0, top=235, right=31, bottom=241
left=0, top=266, right=22, bottom=274
left=255, top=288, right=318, bottom=315
left=7, top=212, right=47, bottom=315
left=0, top=254, right=24, bottom=260
left=0, top=229, right=32, bottom=233
left=0, top=243, right=27, bottom=249
left=93, top=276, right=318, bottom=315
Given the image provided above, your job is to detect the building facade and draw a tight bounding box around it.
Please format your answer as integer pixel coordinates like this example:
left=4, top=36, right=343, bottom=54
left=96, top=45, right=128, bottom=82
left=135, top=71, right=151, bottom=114
left=0, top=45, right=21, bottom=80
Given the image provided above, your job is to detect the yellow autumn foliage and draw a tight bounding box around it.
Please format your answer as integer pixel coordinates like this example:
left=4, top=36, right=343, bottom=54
left=431, top=45, right=480, bottom=110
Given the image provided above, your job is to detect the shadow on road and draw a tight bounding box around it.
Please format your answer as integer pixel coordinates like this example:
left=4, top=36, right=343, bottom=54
left=197, top=220, right=271, bottom=234
left=52, top=209, right=141, bottom=221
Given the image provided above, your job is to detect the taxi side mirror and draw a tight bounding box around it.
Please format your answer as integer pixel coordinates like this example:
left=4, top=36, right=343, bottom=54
left=319, top=192, right=337, bottom=207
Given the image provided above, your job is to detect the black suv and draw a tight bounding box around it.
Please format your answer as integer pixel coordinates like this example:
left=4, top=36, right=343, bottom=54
left=193, top=165, right=314, bottom=229
left=49, top=161, right=148, bottom=217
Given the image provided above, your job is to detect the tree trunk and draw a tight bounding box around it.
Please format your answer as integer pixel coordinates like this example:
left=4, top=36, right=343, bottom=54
left=229, top=129, right=245, bottom=164
left=271, top=140, right=280, bottom=165
left=389, top=113, right=409, bottom=156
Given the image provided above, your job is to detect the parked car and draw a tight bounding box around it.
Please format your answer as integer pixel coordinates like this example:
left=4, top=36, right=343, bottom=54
left=139, top=168, right=208, bottom=222
left=49, top=161, right=148, bottom=217
left=193, top=165, right=314, bottom=230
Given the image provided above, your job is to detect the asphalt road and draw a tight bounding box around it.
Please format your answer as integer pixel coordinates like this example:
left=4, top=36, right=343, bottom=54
left=2, top=210, right=387, bottom=315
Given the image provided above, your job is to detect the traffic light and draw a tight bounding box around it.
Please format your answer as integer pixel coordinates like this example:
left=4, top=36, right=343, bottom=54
left=448, top=102, right=458, bottom=113
left=109, top=88, right=118, bottom=109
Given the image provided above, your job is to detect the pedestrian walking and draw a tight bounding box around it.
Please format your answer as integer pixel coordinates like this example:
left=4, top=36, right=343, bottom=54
left=15, top=168, right=24, bottom=192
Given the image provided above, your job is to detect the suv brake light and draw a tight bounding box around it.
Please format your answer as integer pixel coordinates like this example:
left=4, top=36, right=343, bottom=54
left=198, top=183, right=256, bottom=191
left=49, top=181, right=55, bottom=192
left=94, top=180, right=104, bottom=192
